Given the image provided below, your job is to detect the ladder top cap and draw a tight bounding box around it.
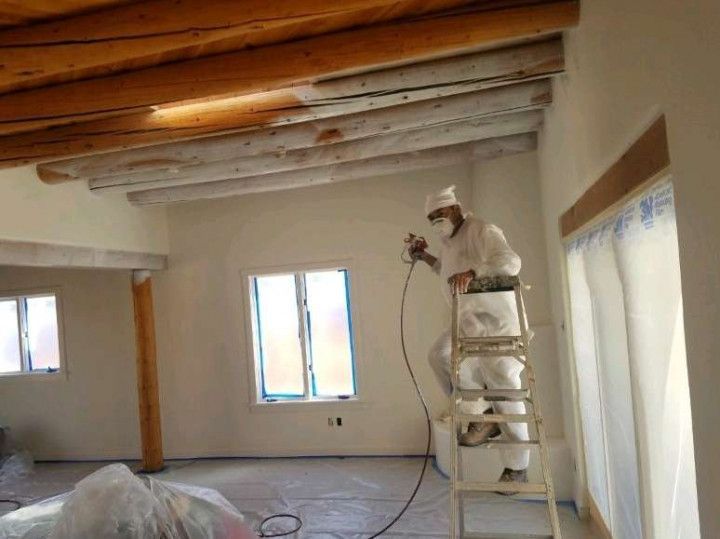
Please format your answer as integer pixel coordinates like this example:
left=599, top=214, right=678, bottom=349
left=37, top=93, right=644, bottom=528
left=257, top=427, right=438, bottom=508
left=464, top=275, right=520, bottom=293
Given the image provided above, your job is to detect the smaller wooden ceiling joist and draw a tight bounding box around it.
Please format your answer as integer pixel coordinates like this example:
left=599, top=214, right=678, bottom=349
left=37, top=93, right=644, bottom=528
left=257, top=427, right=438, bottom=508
left=0, top=1, right=579, bottom=135
left=128, top=133, right=537, bottom=206
left=92, top=109, right=544, bottom=194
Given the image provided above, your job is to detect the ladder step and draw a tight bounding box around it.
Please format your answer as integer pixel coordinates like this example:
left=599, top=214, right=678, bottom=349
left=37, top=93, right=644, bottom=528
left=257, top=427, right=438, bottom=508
left=462, top=533, right=554, bottom=539
left=457, top=481, right=547, bottom=494
left=460, top=348, right=525, bottom=363
left=457, top=413, right=538, bottom=423
left=460, top=336, right=522, bottom=345
left=461, top=440, right=540, bottom=449
left=460, top=337, right=524, bottom=356
left=459, top=336, right=522, bottom=345
left=460, top=388, right=530, bottom=401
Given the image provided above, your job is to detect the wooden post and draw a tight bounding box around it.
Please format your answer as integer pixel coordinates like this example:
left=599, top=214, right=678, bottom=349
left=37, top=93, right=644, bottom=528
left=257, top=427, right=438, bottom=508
left=132, top=269, right=164, bottom=472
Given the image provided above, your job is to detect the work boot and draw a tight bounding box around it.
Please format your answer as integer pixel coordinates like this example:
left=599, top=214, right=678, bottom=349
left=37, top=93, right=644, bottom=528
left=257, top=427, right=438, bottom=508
left=458, top=421, right=501, bottom=446
left=495, top=467, right=528, bottom=495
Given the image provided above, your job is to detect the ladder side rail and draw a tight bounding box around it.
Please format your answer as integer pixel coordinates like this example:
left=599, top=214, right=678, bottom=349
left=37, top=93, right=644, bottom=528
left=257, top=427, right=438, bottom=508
left=450, top=291, right=461, bottom=539
left=513, top=285, right=562, bottom=539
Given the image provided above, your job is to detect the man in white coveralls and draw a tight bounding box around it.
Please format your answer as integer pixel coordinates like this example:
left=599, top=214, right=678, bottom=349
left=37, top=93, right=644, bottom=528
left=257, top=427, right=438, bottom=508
left=409, top=185, right=530, bottom=488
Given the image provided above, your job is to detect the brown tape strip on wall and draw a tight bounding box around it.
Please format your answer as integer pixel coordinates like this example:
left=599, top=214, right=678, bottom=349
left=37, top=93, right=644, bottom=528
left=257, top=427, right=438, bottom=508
left=560, top=115, right=670, bottom=238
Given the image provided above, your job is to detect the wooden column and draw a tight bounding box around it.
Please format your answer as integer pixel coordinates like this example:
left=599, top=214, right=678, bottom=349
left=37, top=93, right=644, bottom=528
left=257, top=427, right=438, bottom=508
left=132, top=269, right=164, bottom=472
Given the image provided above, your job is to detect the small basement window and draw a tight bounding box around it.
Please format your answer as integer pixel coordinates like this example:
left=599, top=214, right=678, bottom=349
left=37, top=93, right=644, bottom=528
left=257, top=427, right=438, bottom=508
left=0, top=292, right=62, bottom=375
left=249, top=268, right=357, bottom=403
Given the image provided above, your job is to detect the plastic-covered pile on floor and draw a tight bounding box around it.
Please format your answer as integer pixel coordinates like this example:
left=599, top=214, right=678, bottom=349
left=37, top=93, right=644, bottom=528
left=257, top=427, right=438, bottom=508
left=0, top=463, right=255, bottom=539
left=0, top=427, right=34, bottom=485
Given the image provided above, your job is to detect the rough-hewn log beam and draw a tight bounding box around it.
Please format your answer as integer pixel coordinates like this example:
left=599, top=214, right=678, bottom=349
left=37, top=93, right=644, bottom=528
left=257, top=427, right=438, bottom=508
left=4, top=39, right=562, bottom=169
left=128, top=133, right=537, bottom=205
left=91, top=110, right=543, bottom=193
left=0, top=0, right=480, bottom=93
left=132, top=270, right=164, bottom=473
left=0, top=0, right=127, bottom=28
left=0, top=2, right=578, bottom=134
left=40, top=79, right=551, bottom=183
left=0, top=239, right=167, bottom=270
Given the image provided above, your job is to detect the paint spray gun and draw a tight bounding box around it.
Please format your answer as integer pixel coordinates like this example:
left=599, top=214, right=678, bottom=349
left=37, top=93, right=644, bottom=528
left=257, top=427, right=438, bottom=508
left=401, top=233, right=428, bottom=264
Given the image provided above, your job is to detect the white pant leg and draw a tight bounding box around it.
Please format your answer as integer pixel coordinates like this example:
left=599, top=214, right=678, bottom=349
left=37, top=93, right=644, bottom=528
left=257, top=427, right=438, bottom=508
left=467, top=310, right=530, bottom=471
left=428, top=329, right=453, bottom=396
left=428, top=329, right=488, bottom=415
left=480, top=356, right=530, bottom=470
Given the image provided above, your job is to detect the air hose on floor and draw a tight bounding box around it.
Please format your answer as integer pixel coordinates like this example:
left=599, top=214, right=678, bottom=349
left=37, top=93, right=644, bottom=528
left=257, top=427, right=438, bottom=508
left=259, top=256, right=433, bottom=538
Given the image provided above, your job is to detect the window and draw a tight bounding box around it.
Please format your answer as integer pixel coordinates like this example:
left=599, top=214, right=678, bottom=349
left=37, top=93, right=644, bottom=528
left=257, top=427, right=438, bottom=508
left=249, top=268, right=357, bottom=402
left=0, top=292, right=61, bottom=375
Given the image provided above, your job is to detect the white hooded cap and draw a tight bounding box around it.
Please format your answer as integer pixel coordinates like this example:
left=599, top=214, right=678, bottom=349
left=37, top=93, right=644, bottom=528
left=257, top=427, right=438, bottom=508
left=425, top=185, right=460, bottom=216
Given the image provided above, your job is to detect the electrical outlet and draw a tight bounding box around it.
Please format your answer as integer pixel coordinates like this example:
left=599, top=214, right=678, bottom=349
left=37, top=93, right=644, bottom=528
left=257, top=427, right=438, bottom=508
left=336, top=417, right=343, bottom=426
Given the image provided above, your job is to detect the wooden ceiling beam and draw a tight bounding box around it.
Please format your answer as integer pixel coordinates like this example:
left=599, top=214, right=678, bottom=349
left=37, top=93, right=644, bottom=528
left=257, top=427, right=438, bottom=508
left=0, top=0, right=480, bottom=93
left=127, top=133, right=537, bottom=206
left=91, top=109, right=543, bottom=194
left=3, top=39, right=562, bottom=169
left=38, top=79, right=551, bottom=183
left=0, top=1, right=129, bottom=29
left=0, top=1, right=578, bottom=134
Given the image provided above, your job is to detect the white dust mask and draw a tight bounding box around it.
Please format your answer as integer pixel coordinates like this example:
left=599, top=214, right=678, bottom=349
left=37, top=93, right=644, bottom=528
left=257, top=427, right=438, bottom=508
left=431, top=218, right=454, bottom=239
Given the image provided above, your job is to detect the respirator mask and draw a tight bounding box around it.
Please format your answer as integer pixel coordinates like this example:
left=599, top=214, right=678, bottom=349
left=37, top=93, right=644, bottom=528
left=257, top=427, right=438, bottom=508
left=431, top=217, right=454, bottom=239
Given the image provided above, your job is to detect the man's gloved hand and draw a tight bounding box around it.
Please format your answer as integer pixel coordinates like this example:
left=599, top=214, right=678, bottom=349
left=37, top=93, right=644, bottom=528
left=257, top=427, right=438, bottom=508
left=406, top=235, right=428, bottom=260
left=409, top=243, right=426, bottom=260
left=448, top=269, right=476, bottom=295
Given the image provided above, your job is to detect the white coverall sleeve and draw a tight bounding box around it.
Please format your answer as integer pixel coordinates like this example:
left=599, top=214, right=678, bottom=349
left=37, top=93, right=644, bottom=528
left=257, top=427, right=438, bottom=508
left=471, top=224, right=521, bottom=277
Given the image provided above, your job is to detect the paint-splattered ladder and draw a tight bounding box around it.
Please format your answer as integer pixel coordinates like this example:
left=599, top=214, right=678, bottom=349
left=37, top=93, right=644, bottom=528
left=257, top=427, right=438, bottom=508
left=449, top=275, right=562, bottom=539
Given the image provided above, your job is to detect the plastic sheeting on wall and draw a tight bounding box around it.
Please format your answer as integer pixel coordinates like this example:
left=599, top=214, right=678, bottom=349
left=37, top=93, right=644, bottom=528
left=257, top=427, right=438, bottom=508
left=566, top=252, right=611, bottom=522
left=566, top=179, right=700, bottom=539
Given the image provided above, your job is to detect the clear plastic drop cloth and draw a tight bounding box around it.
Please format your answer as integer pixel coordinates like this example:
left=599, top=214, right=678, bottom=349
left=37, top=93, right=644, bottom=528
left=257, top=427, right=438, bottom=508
left=0, top=463, right=254, bottom=539
left=0, top=453, right=34, bottom=484
left=0, top=458, right=596, bottom=539
left=1, top=427, right=35, bottom=485
left=156, top=457, right=590, bottom=538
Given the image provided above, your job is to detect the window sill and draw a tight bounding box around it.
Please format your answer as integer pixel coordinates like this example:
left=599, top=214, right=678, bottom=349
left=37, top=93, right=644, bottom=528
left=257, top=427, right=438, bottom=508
left=249, top=396, right=367, bottom=414
left=0, top=370, right=66, bottom=381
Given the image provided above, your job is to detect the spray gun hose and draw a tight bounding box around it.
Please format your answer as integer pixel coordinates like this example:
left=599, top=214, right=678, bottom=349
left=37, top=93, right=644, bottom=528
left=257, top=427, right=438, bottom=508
left=367, top=259, right=433, bottom=537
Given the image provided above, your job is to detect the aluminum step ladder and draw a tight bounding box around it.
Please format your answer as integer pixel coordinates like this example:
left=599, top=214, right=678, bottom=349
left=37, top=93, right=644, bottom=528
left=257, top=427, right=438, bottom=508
left=449, top=275, right=562, bottom=539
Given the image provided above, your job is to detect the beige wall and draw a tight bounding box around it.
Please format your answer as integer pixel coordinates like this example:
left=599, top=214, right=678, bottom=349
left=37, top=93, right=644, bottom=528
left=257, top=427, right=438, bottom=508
left=152, top=159, right=566, bottom=458
left=154, top=165, right=471, bottom=457
left=0, top=166, right=168, bottom=254
left=538, top=1, right=720, bottom=534
left=0, top=157, right=564, bottom=474
left=0, top=267, right=140, bottom=460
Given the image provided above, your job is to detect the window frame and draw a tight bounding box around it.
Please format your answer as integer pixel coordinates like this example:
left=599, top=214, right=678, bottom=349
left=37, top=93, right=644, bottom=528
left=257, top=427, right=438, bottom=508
left=0, top=287, right=67, bottom=379
left=242, top=260, right=362, bottom=409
